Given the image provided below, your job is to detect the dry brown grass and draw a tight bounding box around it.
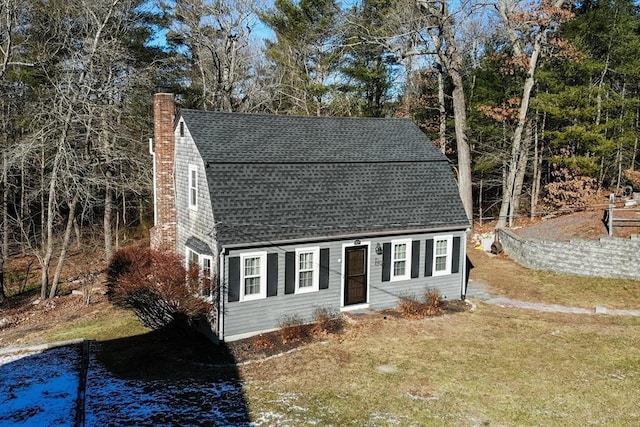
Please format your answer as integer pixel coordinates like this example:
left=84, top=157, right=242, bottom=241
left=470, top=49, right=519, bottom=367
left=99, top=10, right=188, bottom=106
left=241, top=306, right=640, bottom=426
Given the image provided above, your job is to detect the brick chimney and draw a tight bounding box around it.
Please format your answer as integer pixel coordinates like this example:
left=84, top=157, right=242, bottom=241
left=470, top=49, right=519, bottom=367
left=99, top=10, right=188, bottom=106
left=150, top=93, right=177, bottom=252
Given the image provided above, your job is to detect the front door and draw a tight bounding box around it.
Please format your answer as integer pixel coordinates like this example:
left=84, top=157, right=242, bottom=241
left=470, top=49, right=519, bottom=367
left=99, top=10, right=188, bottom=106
left=344, top=246, right=368, bottom=306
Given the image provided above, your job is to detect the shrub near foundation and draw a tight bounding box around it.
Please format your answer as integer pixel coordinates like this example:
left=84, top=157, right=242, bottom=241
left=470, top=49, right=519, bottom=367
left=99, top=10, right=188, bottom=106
left=311, top=307, right=345, bottom=336
left=277, top=314, right=310, bottom=344
left=277, top=309, right=345, bottom=345
left=398, top=289, right=443, bottom=319
left=106, top=247, right=214, bottom=333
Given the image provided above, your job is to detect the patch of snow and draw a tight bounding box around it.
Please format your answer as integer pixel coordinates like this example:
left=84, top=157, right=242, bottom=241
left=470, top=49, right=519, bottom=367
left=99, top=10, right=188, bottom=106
left=0, top=347, right=79, bottom=427
left=85, top=350, right=251, bottom=426
left=1, top=343, right=254, bottom=427
left=376, top=364, right=397, bottom=374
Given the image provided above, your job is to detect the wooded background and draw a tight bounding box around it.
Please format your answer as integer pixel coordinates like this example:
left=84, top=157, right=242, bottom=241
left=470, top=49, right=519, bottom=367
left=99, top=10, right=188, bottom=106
left=1, top=0, right=639, bottom=299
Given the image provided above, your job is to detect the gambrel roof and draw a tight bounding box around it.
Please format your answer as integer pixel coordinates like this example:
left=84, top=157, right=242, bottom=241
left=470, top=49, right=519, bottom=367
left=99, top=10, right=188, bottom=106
left=179, top=110, right=470, bottom=247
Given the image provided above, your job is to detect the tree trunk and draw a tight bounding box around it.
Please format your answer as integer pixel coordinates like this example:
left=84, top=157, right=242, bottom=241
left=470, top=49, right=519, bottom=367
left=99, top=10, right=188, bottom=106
left=49, top=195, right=78, bottom=298
left=0, top=254, right=4, bottom=304
left=632, top=108, right=639, bottom=170
left=450, top=70, right=474, bottom=223
left=495, top=0, right=567, bottom=228
left=1, top=147, right=7, bottom=262
left=437, top=62, right=447, bottom=154
left=40, top=150, right=62, bottom=300
left=496, top=31, right=544, bottom=228
left=530, top=112, right=544, bottom=219
left=1, top=145, right=6, bottom=303
left=74, top=218, right=81, bottom=250
left=420, top=0, right=473, bottom=223
left=104, top=175, right=113, bottom=259
left=509, top=121, right=532, bottom=225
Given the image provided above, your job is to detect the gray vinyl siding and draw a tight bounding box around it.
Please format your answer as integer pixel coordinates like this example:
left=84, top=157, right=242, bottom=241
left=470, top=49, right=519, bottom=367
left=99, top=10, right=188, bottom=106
left=222, top=230, right=467, bottom=340
left=223, top=242, right=342, bottom=340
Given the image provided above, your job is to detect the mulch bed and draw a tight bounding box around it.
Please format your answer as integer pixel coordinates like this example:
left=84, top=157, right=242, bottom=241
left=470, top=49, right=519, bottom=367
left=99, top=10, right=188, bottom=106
left=225, top=299, right=471, bottom=364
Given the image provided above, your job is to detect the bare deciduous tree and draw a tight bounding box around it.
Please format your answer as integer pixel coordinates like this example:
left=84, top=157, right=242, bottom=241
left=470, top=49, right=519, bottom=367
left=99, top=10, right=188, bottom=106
left=7, top=0, right=153, bottom=298
left=163, top=0, right=260, bottom=111
left=495, top=0, right=572, bottom=228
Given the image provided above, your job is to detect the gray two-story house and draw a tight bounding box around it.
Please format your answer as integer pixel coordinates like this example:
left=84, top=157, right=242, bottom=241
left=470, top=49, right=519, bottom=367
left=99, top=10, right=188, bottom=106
left=150, top=93, right=470, bottom=341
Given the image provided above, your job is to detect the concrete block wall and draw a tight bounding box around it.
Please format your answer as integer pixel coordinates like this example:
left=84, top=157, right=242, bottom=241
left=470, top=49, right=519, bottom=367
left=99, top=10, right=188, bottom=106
left=497, top=228, right=640, bottom=280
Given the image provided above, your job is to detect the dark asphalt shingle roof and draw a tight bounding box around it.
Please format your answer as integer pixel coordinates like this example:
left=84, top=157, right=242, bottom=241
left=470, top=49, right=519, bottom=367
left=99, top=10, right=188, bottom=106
left=179, top=110, right=470, bottom=246
left=180, top=110, right=445, bottom=163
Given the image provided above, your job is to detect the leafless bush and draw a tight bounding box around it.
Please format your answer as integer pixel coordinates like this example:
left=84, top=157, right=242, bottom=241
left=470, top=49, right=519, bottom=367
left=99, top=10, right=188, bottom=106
left=398, top=293, right=425, bottom=318
left=106, top=247, right=215, bottom=331
left=542, top=167, right=598, bottom=212
left=311, top=307, right=344, bottom=336
left=423, top=290, right=443, bottom=316
left=398, top=289, right=443, bottom=318
left=278, top=314, right=310, bottom=344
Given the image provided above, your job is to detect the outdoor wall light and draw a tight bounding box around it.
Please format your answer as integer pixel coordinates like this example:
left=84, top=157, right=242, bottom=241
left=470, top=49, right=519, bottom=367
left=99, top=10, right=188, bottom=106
left=375, top=243, right=383, bottom=255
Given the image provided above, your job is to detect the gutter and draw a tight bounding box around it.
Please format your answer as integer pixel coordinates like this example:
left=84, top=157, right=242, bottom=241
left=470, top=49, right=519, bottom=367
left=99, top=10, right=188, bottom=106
left=219, top=224, right=471, bottom=251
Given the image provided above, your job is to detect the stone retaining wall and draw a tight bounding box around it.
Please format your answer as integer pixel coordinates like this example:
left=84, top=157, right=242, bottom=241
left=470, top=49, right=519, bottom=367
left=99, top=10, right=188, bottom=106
left=496, top=228, right=640, bottom=280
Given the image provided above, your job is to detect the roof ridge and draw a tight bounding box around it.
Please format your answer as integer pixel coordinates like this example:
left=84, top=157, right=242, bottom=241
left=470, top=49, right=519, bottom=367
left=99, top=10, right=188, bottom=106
left=205, top=159, right=448, bottom=165
left=179, top=109, right=413, bottom=121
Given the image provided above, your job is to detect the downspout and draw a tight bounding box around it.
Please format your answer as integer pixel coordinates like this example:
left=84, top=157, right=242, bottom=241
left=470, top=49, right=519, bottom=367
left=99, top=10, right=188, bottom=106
left=461, top=228, right=470, bottom=299
left=218, top=248, right=226, bottom=341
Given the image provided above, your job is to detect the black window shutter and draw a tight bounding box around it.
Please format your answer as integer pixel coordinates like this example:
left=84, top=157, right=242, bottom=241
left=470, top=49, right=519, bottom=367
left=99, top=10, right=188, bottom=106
left=319, top=248, right=330, bottom=290
left=267, top=253, right=278, bottom=297
left=411, top=240, right=420, bottom=278
left=452, top=236, right=461, bottom=274
left=228, top=256, right=240, bottom=302
left=285, top=251, right=295, bottom=294
left=425, top=239, right=434, bottom=277
left=382, top=242, right=391, bottom=282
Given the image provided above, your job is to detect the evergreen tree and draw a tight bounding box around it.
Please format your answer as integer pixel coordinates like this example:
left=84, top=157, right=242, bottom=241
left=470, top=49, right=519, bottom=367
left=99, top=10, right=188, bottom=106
left=259, top=0, right=342, bottom=116
left=537, top=0, right=640, bottom=189
left=341, top=0, right=394, bottom=117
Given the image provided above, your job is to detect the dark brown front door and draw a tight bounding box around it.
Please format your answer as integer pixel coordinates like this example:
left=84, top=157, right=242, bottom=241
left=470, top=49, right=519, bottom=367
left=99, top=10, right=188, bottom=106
left=344, top=246, right=367, bottom=306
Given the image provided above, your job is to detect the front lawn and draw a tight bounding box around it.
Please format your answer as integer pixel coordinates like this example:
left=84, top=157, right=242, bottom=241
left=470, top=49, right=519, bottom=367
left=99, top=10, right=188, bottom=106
left=240, top=305, right=640, bottom=426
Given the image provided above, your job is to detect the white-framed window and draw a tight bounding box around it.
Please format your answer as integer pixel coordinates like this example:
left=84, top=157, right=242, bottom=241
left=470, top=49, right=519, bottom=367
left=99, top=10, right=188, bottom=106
left=240, top=251, right=267, bottom=301
left=391, top=238, right=412, bottom=281
left=186, top=247, right=199, bottom=267
left=188, top=164, right=198, bottom=210
left=201, top=256, right=212, bottom=277
left=295, top=246, right=319, bottom=294
left=433, top=235, right=453, bottom=276
left=185, top=248, right=214, bottom=297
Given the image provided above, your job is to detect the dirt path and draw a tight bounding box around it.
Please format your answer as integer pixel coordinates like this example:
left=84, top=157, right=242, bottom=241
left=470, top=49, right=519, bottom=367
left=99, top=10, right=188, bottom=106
left=512, top=209, right=640, bottom=241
